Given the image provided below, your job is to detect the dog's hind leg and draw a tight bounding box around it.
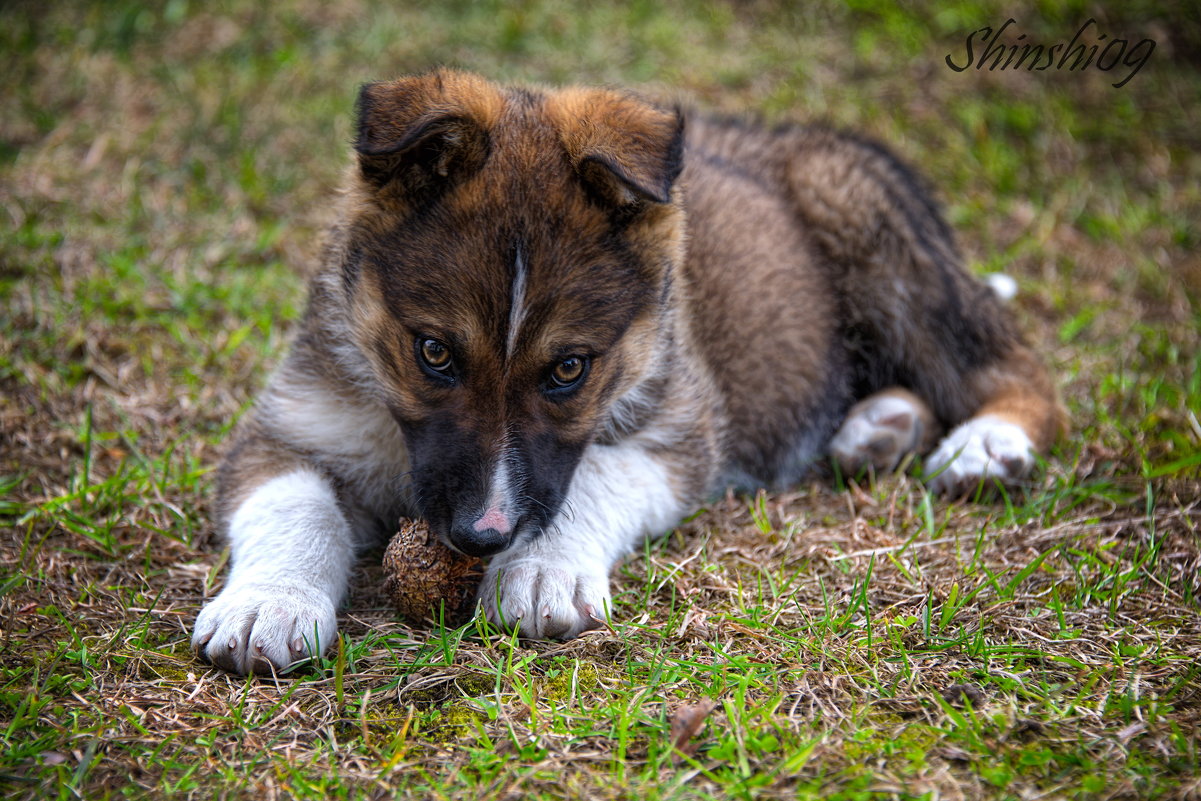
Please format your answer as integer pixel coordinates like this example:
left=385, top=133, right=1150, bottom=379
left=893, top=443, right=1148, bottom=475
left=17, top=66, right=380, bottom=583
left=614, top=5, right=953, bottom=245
left=783, top=129, right=1064, bottom=492
left=921, top=348, right=1064, bottom=494
left=829, top=387, right=941, bottom=475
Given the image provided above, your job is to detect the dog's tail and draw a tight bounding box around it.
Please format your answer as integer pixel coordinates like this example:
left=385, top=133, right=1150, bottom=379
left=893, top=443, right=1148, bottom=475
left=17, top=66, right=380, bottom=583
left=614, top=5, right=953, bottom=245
left=984, top=272, right=1018, bottom=303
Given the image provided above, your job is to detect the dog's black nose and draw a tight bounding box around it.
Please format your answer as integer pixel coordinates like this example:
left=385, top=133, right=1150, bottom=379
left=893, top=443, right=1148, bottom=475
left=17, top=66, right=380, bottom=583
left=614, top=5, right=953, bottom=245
left=448, top=526, right=510, bottom=557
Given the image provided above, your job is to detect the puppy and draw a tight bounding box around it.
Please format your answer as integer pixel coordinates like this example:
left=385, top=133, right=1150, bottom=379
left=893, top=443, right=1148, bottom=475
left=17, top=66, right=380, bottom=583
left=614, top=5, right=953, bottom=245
left=192, top=70, right=1063, bottom=675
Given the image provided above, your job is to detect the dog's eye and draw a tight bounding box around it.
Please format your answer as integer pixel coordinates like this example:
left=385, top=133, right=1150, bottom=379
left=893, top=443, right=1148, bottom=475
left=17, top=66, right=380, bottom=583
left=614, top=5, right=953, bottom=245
left=418, top=338, right=452, bottom=372
left=550, top=356, right=587, bottom=388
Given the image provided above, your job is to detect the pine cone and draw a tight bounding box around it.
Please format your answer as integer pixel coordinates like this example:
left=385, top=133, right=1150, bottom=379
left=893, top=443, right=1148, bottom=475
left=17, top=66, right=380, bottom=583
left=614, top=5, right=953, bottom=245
left=382, top=518, right=484, bottom=626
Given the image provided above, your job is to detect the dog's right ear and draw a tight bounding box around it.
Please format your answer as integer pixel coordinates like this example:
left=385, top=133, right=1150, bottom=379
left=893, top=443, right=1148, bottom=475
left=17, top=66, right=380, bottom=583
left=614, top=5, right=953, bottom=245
left=354, top=71, right=503, bottom=199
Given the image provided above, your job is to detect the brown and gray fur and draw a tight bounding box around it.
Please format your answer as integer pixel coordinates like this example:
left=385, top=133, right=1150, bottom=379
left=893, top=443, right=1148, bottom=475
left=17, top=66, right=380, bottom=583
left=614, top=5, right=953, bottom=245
left=193, top=70, right=1063, bottom=675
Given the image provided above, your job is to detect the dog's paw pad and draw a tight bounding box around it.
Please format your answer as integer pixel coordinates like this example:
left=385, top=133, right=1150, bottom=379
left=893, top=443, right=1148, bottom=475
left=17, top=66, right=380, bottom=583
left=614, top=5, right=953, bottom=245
left=926, top=416, right=1035, bottom=495
left=479, top=558, right=610, bottom=640
left=831, top=393, right=928, bottom=474
left=192, top=584, right=337, bottom=675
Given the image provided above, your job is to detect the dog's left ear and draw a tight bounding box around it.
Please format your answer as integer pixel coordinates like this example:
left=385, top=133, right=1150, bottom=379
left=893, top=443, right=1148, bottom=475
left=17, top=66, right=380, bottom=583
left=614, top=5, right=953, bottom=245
left=551, top=89, right=685, bottom=208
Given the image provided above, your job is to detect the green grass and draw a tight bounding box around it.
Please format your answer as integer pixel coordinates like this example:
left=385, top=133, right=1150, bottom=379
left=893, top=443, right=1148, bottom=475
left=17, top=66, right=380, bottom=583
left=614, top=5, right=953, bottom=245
left=2, top=1, right=1199, bottom=799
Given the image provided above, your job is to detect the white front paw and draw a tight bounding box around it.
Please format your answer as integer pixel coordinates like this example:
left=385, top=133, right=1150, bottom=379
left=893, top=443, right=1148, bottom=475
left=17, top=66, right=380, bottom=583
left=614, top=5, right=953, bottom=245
left=926, top=416, right=1035, bottom=494
left=193, top=583, right=337, bottom=675
left=479, top=551, right=611, bottom=640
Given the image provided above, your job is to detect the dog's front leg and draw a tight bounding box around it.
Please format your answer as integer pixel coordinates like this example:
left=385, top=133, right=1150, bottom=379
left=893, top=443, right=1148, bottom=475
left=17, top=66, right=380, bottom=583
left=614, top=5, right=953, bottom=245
left=193, top=469, right=353, bottom=674
left=479, top=440, right=690, bottom=639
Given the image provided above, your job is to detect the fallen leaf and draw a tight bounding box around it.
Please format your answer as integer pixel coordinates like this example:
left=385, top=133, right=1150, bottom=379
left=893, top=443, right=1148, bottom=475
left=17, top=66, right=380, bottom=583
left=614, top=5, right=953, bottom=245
left=670, top=700, right=718, bottom=757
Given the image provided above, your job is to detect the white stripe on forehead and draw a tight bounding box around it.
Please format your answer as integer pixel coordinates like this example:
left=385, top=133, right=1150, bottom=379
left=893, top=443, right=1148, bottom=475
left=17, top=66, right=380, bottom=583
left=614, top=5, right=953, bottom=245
left=505, top=245, right=529, bottom=359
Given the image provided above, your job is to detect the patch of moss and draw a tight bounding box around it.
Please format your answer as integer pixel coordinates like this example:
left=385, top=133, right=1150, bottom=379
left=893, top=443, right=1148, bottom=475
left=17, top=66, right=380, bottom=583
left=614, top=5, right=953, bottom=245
left=538, top=659, right=602, bottom=704
left=419, top=699, right=488, bottom=742
left=841, top=720, right=943, bottom=777
left=144, top=663, right=195, bottom=682
left=334, top=706, right=411, bottom=746
left=399, top=667, right=493, bottom=707
left=455, top=671, right=493, bottom=696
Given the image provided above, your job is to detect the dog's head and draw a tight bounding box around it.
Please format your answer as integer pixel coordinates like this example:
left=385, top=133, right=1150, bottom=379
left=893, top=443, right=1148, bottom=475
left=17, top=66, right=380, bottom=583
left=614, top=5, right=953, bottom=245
left=339, top=70, right=686, bottom=557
